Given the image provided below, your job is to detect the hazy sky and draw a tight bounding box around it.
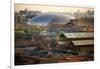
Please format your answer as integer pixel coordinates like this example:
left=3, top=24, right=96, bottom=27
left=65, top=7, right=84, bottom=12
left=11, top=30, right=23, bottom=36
left=15, top=4, right=94, bottom=13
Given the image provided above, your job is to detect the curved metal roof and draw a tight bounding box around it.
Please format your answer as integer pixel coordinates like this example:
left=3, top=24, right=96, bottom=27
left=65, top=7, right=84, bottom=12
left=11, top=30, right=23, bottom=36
left=29, top=14, right=54, bottom=26
left=28, top=13, right=75, bottom=26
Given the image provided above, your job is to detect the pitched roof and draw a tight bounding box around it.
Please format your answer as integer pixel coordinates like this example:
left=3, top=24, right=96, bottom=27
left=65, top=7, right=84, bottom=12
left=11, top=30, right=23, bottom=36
left=63, top=32, right=94, bottom=39
left=72, top=40, right=94, bottom=46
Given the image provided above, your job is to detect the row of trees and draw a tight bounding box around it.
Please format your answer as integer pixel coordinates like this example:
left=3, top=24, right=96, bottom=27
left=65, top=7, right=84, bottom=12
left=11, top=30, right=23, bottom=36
left=15, top=28, right=33, bottom=40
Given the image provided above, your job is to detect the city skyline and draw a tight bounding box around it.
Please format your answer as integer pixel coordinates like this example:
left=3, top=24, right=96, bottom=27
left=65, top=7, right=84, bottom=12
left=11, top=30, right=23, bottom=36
left=15, top=4, right=94, bottom=13
left=15, top=4, right=94, bottom=65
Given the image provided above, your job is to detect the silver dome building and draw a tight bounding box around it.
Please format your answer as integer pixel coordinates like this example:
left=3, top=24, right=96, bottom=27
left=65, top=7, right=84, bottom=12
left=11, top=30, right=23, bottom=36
left=27, top=13, right=77, bottom=32
left=28, top=13, right=76, bottom=26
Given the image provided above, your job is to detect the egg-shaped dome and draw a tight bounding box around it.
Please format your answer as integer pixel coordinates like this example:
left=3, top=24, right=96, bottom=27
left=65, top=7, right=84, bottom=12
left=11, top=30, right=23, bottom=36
left=28, top=13, right=75, bottom=26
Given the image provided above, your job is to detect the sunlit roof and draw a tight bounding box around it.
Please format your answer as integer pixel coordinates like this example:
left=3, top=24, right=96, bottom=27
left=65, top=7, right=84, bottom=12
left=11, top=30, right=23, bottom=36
left=72, top=40, right=94, bottom=46
left=63, top=32, right=94, bottom=38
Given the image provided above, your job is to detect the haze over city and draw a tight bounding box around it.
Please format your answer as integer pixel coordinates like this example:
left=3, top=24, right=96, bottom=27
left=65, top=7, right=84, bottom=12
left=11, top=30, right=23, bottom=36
left=15, top=4, right=93, bottom=13
left=15, top=4, right=94, bottom=65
